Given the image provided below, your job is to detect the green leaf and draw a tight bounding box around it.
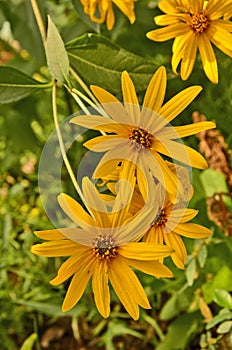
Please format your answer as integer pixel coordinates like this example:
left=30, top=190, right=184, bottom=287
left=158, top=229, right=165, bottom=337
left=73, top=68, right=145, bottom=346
left=185, top=259, right=197, bottom=286
left=217, top=320, right=232, bottom=334
left=20, top=333, right=37, bottom=350
left=213, top=289, right=232, bottom=309
left=202, top=265, right=232, bottom=303
left=46, top=15, right=70, bottom=83
left=206, top=309, right=232, bottom=329
left=0, top=66, right=51, bottom=103
left=200, top=169, right=230, bottom=199
left=198, top=244, right=208, bottom=268
left=66, top=33, right=163, bottom=96
left=156, top=312, right=202, bottom=350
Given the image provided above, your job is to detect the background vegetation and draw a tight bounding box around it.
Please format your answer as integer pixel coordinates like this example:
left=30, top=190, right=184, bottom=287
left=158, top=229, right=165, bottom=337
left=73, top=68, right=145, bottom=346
left=0, top=1, right=231, bottom=349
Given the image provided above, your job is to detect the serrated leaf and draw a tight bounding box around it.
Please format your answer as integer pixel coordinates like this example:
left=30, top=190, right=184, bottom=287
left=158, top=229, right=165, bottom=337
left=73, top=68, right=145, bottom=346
left=213, top=289, right=232, bottom=309
left=217, top=320, right=232, bottom=334
left=185, top=259, right=197, bottom=286
left=46, top=16, right=70, bottom=83
left=0, top=66, right=51, bottom=103
left=66, top=33, right=166, bottom=96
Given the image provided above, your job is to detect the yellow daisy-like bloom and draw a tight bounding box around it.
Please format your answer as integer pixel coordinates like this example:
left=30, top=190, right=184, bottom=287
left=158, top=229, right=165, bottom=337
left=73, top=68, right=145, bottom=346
left=146, top=0, right=232, bottom=83
left=80, top=0, right=136, bottom=30
left=31, top=177, right=173, bottom=320
left=71, top=66, right=215, bottom=202
left=142, top=183, right=211, bottom=269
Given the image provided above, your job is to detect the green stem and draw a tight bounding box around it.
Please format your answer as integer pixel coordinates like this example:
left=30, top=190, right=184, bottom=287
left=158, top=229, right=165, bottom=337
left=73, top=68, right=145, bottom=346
left=69, top=66, right=106, bottom=112
left=52, top=81, right=93, bottom=215
left=30, top=0, right=46, bottom=48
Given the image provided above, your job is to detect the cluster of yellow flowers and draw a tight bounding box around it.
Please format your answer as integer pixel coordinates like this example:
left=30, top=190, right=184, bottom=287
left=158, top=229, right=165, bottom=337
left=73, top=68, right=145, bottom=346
left=31, top=0, right=232, bottom=320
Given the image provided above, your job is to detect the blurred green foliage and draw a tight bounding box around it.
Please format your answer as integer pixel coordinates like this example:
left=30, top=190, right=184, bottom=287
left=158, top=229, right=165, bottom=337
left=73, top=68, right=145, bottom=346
left=0, top=0, right=232, bottom=349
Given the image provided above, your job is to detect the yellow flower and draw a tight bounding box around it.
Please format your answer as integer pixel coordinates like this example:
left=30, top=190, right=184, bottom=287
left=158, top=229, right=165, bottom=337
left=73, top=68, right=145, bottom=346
left=31, top=177, right=173, bottom=320
left=71, top=66, right=215, bottom=202
left=146, top=0, right=232, bottom=83
left=80, top=0, right=136, bottom=30
left=141, top=183, right=211, bottom=269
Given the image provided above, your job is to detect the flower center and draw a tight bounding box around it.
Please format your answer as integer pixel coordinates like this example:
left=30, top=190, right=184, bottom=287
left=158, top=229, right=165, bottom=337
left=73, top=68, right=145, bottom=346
left=189, top=12, right=210, bottom=34
left=152, top=209, right=167, bottom=227
left=92, top=234, right=118, bottom=261
left=128, top=127, right=153, bottom=149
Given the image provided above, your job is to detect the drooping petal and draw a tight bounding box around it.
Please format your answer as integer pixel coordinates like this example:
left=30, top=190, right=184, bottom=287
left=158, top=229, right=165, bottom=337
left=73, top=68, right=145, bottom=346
left=173, top=223, right=212, bottom=238
left=198, top=34, right=218, bottom=84
left=147, top=150, right=179, bottom=202
left=119, top=242, right=173, bottom=260
left=125, top=257, right=173, bottom=278
left=163, top=232, right=187, bottom=269
left=180, top=33, right=198, bottom=80
left=62, top=258, right=94, bottom=312
left=50, top=250, right=91, bottom=285
left=113, top=0, right=135, bottom=23
left=109, top=257, right=150, bottom=320
left=92, top=262, right=110, bottom=318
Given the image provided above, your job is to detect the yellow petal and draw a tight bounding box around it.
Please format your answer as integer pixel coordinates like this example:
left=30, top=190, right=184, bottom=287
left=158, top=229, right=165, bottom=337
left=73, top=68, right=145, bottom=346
left=50, top=251, right=91, bottom=285
left=62, top=259, right=94, bottom=312
left=147, top=23, right=189, bottom=42
left=34, top=228, right=69, bottom=240
left=106, top=2, right=114, bottom=30
left=92, top=262, right=110, bottom=318
left=180, top=33, right=198, bottom=80
left=163, top=232, right=187, bottom=269
left=153, top=138, right=208, bottom=169
left=156, top=121, right=216, bottom=139
left=170, top=208, right=198, bottom=223
left=70, top=115, right=125, bottom=133
left=90, top=86, right=130, bottom=123
left=174, top=223, right=212, bottom=238
left=121, top=71, right=140, bottom=124
left=142, top=66, right=166, bottom=115
left=84, top=135, right=127, bottom=152
left=94, top=158, right=120, bottom=179
left=173, top=121, right=216, bottom=138
left=119, top=242, right=173, bottom=260
left=58, top=193, right=96, bottom=230
left=126, top=258, right=173, bottom=278
left=159, top=86, right=202, bottom=124
left=198, top=34, right=218, bottom=84
left=113, top=0, right=135, bottom=23
left=155, top=14, right=180, bottom=26
left=147, top=150, right=179, bottom=203
left=109, top=257, right=150, bottom=319
left=31, top=240, right=80, bottom=257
